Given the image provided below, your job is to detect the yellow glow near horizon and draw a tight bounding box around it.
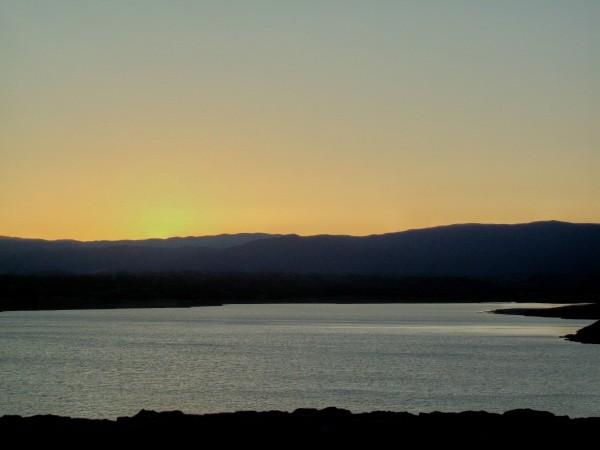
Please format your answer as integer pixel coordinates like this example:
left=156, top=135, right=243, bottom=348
left=135, top=206, right=199, bottom=239
left=1, top=1, right=599, bottom=240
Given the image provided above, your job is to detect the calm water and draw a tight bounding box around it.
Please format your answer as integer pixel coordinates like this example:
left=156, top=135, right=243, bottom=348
left=1, top=303, right=598, bottom=418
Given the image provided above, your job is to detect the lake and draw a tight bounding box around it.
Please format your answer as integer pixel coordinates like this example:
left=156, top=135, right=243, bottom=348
left=1, top=303, right=598, bottom=418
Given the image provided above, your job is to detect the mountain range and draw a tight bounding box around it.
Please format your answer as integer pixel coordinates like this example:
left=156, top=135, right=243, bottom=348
left=1, top=221, right=599, bottom=278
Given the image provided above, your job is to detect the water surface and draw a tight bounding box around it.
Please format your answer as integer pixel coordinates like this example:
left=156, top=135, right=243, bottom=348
left=1, top=303, right=598, bottom=418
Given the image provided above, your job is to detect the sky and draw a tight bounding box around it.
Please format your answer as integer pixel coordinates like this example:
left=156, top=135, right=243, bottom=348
left=1, top=0, right=599, bottom=240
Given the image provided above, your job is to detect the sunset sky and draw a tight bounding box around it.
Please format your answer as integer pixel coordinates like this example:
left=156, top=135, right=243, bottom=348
left=1, top=1, right=598, bottom=240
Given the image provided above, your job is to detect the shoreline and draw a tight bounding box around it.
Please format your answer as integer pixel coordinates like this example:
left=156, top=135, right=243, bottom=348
left=492, top=302, right=600, bottom=319
left=2, top=408, right=599, bottom=443
left=0, top=298, right=590, bottom=314
left=492, top=302, right=600, bottom=344
left=4, top=298, right=598, bottom=343
left=4, top=272, right=599, bottom=312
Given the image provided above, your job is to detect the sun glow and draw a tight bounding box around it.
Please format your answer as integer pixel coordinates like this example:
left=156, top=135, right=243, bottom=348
left=1, top=1, right=598, bottom=240
left=134, top=204, right=203, bottom=239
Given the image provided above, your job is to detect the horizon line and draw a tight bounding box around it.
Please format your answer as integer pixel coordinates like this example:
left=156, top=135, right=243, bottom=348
left=1, top=220, right=598, bottom=243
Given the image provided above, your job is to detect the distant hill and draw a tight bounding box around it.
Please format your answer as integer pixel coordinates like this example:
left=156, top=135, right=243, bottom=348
left=1, top=221, right=599, bottom=278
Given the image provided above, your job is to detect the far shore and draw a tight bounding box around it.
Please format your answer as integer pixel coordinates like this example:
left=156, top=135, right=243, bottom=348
left=3, top=273, right=599, bottom=313
left=3, top=295, right=599, bottom=344
left=492, top=302, right=600, bottom=344
left=3, top=271, right=598, bottom=343
left=0, top=297, right=593, bottom=314
left=492, top=302, right=600, bottom=320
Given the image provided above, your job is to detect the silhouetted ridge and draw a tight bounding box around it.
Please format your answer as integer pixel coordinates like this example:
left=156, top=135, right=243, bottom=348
left=1, top=221, right=599, bottom=277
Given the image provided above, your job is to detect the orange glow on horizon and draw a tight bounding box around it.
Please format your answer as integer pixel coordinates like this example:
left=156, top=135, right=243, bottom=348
left=1, top=2, right=598, bottom=241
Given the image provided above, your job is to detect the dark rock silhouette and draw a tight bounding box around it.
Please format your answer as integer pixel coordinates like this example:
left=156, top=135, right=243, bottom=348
left=493, top=302, right=600, bottom=320
left=494, top=303, right=600, bottom=344
left=1, top=408, right=598, bottom=445
left=565, top=320, right=600, bottom=344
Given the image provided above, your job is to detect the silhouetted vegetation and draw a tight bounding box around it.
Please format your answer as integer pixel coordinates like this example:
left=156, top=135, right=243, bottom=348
left=1, top=272, right=598, bottom=311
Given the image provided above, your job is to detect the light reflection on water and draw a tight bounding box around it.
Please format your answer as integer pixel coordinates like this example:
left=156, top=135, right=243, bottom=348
left=0, top=303, right=598, bottom=418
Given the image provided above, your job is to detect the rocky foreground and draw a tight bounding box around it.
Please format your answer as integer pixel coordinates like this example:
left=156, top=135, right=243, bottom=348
left=1, top=408, right=599, bottom=445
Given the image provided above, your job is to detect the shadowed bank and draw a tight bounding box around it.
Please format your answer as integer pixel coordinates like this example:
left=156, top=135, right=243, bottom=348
left=2, top=408, right=599, bottom=445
